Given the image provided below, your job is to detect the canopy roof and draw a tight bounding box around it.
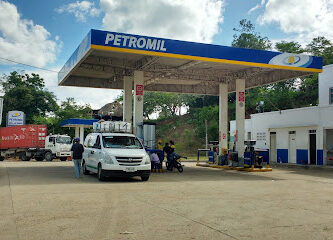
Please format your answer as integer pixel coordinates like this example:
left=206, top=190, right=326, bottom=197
left=60, top=118, right=98, bottom=128
left=58, top=29, right=323, bottom=95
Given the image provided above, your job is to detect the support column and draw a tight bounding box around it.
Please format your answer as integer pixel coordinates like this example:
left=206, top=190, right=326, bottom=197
left=75, top=126, right=79, bottom=139
left=219, top=83, right=228, bottom=155
left=236, top=79, right=245, bottom=159
left=79, top=126, right=84, bottom=143
left=123, top=76, right=133, bottom=123
left=133, top=71, right=144, bottom=138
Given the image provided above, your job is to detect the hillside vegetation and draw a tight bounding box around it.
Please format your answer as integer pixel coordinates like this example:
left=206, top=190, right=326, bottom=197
left=154, top=115, right=210, bottom=156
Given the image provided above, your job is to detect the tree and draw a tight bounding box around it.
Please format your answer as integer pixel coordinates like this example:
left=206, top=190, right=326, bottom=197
left=275, top=41, right=304, bottom=53
left=232, top=19, right=272, bottom=50
left=0, top=71, right=58, bottom=125
left=307, top=36, right=333, bottom=65
left=143, top=92, right=187, bottom=119
left=33, top=98, right=92, bottom=136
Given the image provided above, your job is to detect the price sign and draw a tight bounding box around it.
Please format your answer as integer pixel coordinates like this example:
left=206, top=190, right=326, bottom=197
left=136, top=85, right=143, bottom=95
left=238, top=91, right=245, bottom=102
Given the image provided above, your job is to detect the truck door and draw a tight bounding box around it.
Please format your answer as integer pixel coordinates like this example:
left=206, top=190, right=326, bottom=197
left=85, top=134, right=97, bottom=172
left=92, top=135, right=102, bottom=167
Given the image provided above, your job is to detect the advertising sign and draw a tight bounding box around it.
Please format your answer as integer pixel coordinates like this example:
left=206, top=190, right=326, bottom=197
left=7, top=111, right=25, bottom=126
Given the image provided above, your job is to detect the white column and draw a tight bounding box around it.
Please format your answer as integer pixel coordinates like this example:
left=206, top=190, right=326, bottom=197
left=79, top=126, right=84, bottom=143
left=123, top=76, right=133, bottom=123
left=133, top=71, right=144, bottom=137
left=75, top=126, right=79, bottom=138
left=236, top=79, right=245, bottom=158
left=219, top=83, right=228, bottom=155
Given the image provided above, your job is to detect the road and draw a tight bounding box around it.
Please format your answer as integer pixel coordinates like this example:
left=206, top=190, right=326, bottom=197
left=1, top=161, right=333, bottom=240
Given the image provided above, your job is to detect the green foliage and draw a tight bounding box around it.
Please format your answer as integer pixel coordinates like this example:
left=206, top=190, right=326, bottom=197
left=307, top=36, right=333, bottom=65
left=1, top=72, right=58, bottom=125
left=275, top=41, right=304, bottom=54
left=32, top=98, right=92, bottom=136
left=232, top=19, right=271, bottom=50
left=144, top=92, right=185, bottom=119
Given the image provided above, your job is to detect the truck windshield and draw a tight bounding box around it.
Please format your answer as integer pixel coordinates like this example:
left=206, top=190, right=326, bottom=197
left=102, top=136, right=143, bottom=149
left=56, top=137, right=71, bottom=144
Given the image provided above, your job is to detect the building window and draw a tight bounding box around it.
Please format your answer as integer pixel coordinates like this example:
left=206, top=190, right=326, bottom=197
left=289, top=131, right=296, bottom=134
left=256, top=132, right=266, bottom=141
left=309, top=130, right=316, bottom=134
left=330, top=88, right=333, bottom=104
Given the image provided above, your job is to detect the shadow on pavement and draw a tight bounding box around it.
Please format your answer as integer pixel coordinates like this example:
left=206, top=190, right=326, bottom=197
left=0, top=162, right=283, bottom=186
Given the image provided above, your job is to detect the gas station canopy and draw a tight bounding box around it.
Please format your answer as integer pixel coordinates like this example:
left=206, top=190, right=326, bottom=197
left=58, top=29, right=322, bottom=95
left=60, top=118, right=98, bottom=128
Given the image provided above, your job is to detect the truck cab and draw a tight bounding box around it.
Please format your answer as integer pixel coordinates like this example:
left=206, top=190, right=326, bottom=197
left=43, top=135, right=72, bottom=161
left=82, top=124, right=151, bottom=181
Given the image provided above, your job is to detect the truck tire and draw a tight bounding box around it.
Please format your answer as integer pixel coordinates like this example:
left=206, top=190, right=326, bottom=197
left=141, top=176, right=150, bottom=181
left=60, top=157, right=67, bottom=161
left=97, top=164, right=105, bottom=181
left=0, top=156, right=4, bottom=161
left=20, top=154, right=30, bottom=161
left=45, top=152, right=53, bottom=162
left=35, top=157, right=44, bottom=161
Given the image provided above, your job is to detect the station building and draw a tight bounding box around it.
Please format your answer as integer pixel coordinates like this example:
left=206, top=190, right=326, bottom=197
left=230, top=64, right=333, bottom=166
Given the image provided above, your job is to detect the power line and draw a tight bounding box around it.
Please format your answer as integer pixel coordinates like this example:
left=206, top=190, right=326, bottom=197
left=0, top=57, right=58, bottom=73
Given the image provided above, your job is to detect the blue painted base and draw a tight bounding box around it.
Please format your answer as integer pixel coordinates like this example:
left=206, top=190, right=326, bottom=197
left=277, top=149, right=288, bottom=163
left=296, top=149, right=308, bottom=165
left=317, top=150, right=323, bottom=165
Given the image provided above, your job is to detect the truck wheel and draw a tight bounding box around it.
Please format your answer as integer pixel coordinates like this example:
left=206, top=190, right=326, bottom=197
left=60, top=157, right=67, bottom=161
left=82, top=161, right=90, bottom=175
left=0, top=156, right=4, bottom=161
left=97, top=164, right=105, bottom=181
left=35, top=157, right=44, bottom=161
left=20, top=154, right=30, bottom=161
left=141, top=176, right=150, bottom=181
left=45, top=152, right=53, bottom=162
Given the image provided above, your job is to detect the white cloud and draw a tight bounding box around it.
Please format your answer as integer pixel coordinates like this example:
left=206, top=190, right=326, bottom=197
left=259, top=0, right=333, bottom=42
left=248, top=0, right=265, bottom=14
left=100, top=0, right=224, bottom=43
left=0, top=1, right=60, bottom=68
left=56, top=0, right=100, bottom=22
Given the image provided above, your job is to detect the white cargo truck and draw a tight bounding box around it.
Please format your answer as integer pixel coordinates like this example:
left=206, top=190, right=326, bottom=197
left=41, top=135, right=72, bottom=161
left=82, top=121, right=151, bottom=181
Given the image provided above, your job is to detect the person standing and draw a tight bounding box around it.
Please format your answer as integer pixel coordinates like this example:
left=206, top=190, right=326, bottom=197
left=156, top=140, right=163, bottom=150
left=71, top=137, right=84, bottom=179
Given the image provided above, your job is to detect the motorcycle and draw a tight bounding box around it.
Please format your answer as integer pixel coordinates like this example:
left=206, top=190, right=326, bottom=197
left=166, top=153, right=186, bottom=172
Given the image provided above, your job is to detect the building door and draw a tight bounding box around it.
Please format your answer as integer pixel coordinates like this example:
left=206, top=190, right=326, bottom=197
left=288, top=131, right=296, bottom=164
left=309, top=130, right=317, bottom=165
left=270, top=132, right=277, bottom=163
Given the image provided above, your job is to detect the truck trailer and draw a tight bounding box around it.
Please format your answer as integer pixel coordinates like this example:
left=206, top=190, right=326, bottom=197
left=0, top=125, right=72, bottom=161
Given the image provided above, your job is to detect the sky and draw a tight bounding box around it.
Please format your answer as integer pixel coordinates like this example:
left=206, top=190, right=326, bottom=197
left=0, top=0, right=332, bottom=109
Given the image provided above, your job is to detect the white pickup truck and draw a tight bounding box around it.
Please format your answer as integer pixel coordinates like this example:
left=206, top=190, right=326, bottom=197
left=82, top=122, right=151, bottom=181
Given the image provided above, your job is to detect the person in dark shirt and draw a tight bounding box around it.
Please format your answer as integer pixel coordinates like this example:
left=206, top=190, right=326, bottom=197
left=163, top=143, right=171, bottom=160
left=71, top=137, right=84, bottom=178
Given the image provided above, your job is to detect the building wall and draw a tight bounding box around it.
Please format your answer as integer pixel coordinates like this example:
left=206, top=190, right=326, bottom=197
left=229, top=65, right=333, bottom=166
left=319, top=64, right=333, bottom=106
left=230, top=106, right=326, bottom=165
